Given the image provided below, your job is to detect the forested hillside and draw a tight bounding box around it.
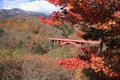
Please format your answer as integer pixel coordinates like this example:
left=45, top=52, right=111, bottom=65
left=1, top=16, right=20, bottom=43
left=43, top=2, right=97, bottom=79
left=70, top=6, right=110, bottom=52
left=0, top=14, right=79, bottom=80
left=0, top=0, right=120, bottom=80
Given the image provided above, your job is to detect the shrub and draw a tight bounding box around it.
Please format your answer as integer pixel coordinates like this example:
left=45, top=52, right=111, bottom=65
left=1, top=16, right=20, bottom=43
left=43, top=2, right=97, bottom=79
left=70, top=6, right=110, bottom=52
left=0, top=59, right=23, bottom=80
left=0, top=28, right=4, bottom=37
left=33, top=44, right=45, bottom=54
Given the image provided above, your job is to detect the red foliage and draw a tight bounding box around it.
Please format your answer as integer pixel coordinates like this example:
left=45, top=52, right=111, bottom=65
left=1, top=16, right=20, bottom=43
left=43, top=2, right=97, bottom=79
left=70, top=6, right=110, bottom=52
left=48, top=0, right=120, bottom=24
left=38, top=0, right=120, bottom=79
left=38, top=0, right=120, bottom=26
left=58, top=54, right=120, bottom=78
left=38, top=0, right=120, bottom=25
left=38, top=16, right=61, bottom=26
left=58, top=57, right=87, bottom=70
left=113, top=11, right=120, bottom=18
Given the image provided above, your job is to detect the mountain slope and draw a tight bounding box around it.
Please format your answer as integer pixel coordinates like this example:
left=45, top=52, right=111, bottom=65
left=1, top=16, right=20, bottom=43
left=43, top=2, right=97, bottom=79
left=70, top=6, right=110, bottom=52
left=0, top=8, right=49, bottom=18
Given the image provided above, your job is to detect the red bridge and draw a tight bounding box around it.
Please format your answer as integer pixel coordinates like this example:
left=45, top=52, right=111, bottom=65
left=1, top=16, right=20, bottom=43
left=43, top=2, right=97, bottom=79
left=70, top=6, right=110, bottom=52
left=48, top=38, right=101, bottom=52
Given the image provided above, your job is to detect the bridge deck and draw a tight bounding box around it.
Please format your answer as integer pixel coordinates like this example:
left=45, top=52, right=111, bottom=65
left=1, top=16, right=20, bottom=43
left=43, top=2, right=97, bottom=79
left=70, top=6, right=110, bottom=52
left=48, top=38, right=100, bottom=44
left=48, top=38, right=101, bottom=53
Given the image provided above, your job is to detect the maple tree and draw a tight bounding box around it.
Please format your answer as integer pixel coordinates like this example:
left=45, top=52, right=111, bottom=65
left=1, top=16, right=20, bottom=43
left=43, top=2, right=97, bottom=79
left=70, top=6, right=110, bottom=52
left=38, top=0, right=120, bottom=80
left=39, top=0, right=120, bottom=24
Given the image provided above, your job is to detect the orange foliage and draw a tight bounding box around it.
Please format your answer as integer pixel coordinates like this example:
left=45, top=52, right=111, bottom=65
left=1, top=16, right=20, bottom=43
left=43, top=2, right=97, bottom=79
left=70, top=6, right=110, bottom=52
left=38, top=0, right=120, bottom=79
left=58, top=54, right=120, bottom=78
left=47, top=0, right=120, bottom=24
left=113, top=11, right=120, bottom=18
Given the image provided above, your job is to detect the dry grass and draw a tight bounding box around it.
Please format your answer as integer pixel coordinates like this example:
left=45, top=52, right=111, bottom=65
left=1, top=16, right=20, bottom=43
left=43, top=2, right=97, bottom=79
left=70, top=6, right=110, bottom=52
left=0, top=52, right=73, bottom=80
left=21, top=54, right=73, bottom=80
left=71, top=69, right=89, bottom=80
left=0, top=56, right=23, bottom=80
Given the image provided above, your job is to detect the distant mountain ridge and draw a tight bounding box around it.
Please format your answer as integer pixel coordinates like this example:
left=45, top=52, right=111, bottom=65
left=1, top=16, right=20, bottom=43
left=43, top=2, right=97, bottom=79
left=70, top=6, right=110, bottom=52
left=0, top=8, right=49, bottom=19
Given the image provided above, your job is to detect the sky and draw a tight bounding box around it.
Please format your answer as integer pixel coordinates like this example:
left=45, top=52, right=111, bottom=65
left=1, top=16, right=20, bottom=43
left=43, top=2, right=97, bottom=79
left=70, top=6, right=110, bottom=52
left=0, top=0, right=60, bottom=15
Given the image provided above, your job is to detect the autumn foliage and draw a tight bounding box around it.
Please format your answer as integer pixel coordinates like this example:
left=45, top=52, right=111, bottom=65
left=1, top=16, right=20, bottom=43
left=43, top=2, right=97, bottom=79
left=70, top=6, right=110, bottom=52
left=58, top=53, right=120, bottom=79
left=38, top=0, right=120, bottom=24
left=38, top=0, right=120, bottom=80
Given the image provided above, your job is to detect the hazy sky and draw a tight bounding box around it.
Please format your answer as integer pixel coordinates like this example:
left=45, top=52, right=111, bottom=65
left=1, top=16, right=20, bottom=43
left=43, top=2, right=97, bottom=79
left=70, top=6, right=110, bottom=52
left=0, top=0, right=60, bottom=15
